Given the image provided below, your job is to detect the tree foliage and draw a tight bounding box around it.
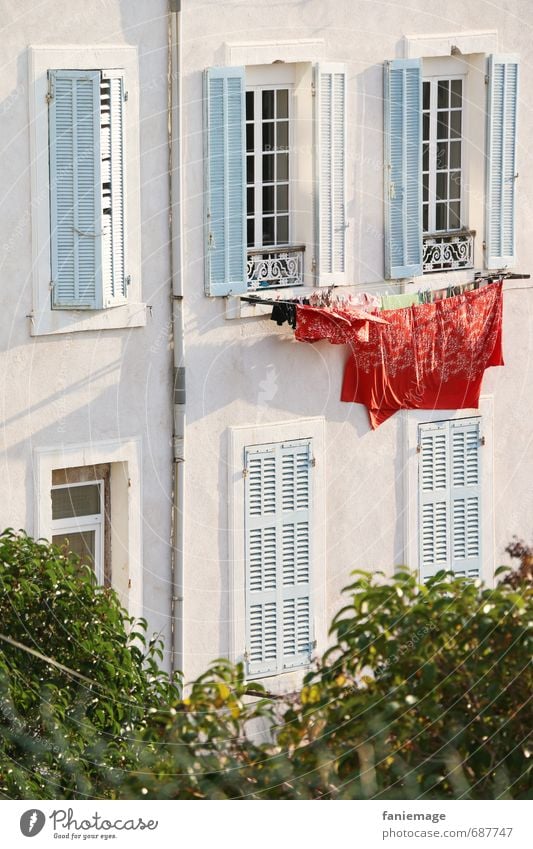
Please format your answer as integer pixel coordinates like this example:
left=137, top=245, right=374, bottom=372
left=0, top=530, right=531, bottom=800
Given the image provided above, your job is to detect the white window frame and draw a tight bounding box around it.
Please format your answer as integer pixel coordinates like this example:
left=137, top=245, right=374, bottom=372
left=34, top=437, right=143, bottom=617
left=423, top=73, right=466, bottom=235
left=228, top=417, right=326, bottom=692
left=402, top=397, right=495, bottom=586
left=28, top=45, right=145, bottom=337
left=51, top=480, right=104, bottom=584
left=246, top=83, right=293, bottom=249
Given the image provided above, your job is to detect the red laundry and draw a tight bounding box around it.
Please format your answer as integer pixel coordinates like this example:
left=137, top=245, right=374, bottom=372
left=341, top=283, right=504, bottom=429
left=295, top=304, right=388, bottom=345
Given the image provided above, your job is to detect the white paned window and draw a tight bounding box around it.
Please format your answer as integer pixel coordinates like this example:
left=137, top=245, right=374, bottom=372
left=244, top=439, right=313, bottom=678
left=422, top=77, right=464, bottom=234
left=246, top=86, right=291, bottom=248
left=418, top=418, right=482, bottom=581
left=51, top=481, right=104, bottom=584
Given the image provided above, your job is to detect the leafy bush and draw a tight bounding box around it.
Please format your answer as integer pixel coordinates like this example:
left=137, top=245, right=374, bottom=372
left=0, top=530, right=531, bottom=799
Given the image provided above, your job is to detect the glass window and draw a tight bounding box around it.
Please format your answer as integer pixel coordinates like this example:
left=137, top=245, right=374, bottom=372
left=423, top=76, right=463, bottom=234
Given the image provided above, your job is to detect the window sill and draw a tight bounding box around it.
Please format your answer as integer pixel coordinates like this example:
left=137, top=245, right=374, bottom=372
left=29, top=302, right=147, bottom=337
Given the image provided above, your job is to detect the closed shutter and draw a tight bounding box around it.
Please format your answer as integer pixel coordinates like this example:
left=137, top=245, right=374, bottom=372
left=245, top=440, right=313, bottom=678
left=315, top=64, right=346, bottom=284
left=204, top=67, right=247, bottom=296
left=384, top=59, right=423, bottom=279
left=486, top=55, right=519, bottom=269
left=419, top=419, right=482, bottom=581
left=101, top=70, right=127, bottom=306
left=49, top=70, right=102, bottom=308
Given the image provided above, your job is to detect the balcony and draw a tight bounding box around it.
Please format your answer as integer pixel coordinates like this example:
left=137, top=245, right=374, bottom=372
left=247, top=244, right=305, bottom=289
left=423, top=230, right=475, bottom=274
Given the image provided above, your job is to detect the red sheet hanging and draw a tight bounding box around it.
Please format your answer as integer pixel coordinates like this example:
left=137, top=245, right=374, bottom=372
left=340, top=282, right=504, bottom=428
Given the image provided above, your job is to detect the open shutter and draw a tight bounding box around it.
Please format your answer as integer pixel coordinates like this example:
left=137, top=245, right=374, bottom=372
left=315, top=64, right=346, bottom=284
left=450, top=420, right=482, bottom=579
left=204, top=67, right=246, bottom=296
left=419, top=422, right=450, bottom=581
left=419, top=419, right=482, bottom=581
left=485, top=55, right=519, bottom=269
left=49, top=70, right=102, bottom=308
left=101, top=70, right=127, bottom=306
left=244, top=439, right=313, bottom=678
left=384, top=59, right=423, bottom=279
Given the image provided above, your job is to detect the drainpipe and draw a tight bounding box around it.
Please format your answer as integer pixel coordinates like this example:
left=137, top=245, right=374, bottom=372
left=169, top=0, right=185, bottom=678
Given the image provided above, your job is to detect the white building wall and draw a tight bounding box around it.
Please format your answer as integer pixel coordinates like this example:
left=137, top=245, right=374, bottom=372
left=0, top=1, right=174, bottom=659
left=180, top=0, right=533, bottom=681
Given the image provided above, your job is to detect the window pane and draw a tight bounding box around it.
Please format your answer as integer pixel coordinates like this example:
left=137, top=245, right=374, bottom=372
left=422, top=144, right=429, bottom=173
left=263, top=185, right=274, bottom=214
left=437, top=112, right=448, bottom=139
left=423, top=81, right=430, bottom=111
left=262, top=216, right=275, bottom=245
left=247, top=187, right=254, bottom=213
left=437, top=80, right=449, bottom=109
left=450, top=110, right=461, bottom=139
left=422, top=172, right=429, bottom=199
left=52, top=484, right=100, bottom=520
left=246, top=123, right=254, bottom=152
left=449, top=201, right=461, bottom=229
left=247, top=218, right=254, bottom=247
left=246, top=155, right=254, bottom=183
left=246, top=91, right=254, bottom=121
left=276, top=121, right=289, bottom=150
left=436, top=141, right=448, bottom=169
left=277, top=153, right=288, bottom=181
left=263, top=154, right=274, bottom=182
left=277, top=89, right=288, bottom=119
left=277, top=215, right=289, bottom=244
left=262, top=89, right=275, bottom=119
left=436, top=171, right=447, bottom=201
left=435, top=202, right=447, bottom=231
left=262, top=121, right=274, bottom=152
left=423, top=113, right=430, bottom=142
left=450, top=141, right=461, bottom=169
left=450, top=79, right=462, bottom=108
left=423, top=204, right=428, bottom=233
left=52, top=531, right=96, bottom=571
left=277, top=184, right=289, bottom=213
left=449, top=171, right=461, bottom=200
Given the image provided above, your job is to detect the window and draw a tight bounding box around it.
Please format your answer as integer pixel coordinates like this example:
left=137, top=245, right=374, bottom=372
left=203, top=63, right=346, bottom=295
left=418, top=418, right=482, bottom=581
left=422, top=77, right=463, bottom=234
left=28, top=46, right=144, bottom=336
left=244, top=439, right=313, bottom=678
left=384, top=54, right=518, bottom=279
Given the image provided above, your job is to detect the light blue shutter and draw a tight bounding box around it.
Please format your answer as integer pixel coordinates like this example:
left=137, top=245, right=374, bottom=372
left=49, top=70, right=102, bottom=308
left=450, top=420, right=482, bottom=579
left=101, top=70, right=127, bottom=306
left=485, top=55, right=519, bottom=269
left=419, top=419, right=482, bottom=581
left=384, top=59, right=423, bottom=279
left=419, top=422, right=450, bottom=581
left=204, top=67, right=246, bottom=296
left=244, top=440, right=313, bottom=678
left=316, top=64, right=346, bottom=284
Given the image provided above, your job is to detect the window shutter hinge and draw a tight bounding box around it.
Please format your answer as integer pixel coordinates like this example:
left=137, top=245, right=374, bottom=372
left=243, top=467, right=248, bottom=478
left=310, top=456, right=316, bottom=467
left=243, top=649, right=249, bottom=661
left=46, top=76, right=54, bottom=104
left=311, top=258, right=316, bottom=272
left=124, top=90, right=129, bottom=102
left=311, top=81, right=316, bottom=97
left=416, top=443, right=421, bottom=453
left=125, top=274, right=131, bottom=287
left=479, top=435, right=486, bottom=446
left=484, top=74, right=489, bottom=85
left=310, top=639, right=317, bottom=650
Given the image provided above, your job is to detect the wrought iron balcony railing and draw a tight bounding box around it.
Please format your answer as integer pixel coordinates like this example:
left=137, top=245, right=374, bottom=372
left=423, top=230, right=475, bottom=274
left=247, top=244, right=305, bottom=289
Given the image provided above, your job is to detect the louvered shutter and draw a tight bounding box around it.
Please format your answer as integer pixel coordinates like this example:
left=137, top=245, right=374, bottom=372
left=244, top=440, right=313, bottom=678
left=101, top=70, right=127, bottom=306
left=450, top=420, right=482, bottom=579
left=419, top=422, right=450, bottom=581
left=49, top=70, right=102, bottom=308
left=419, top=419, right=482, bottom=581
left=204, top=67, right=246, bottom=296
left=315, top=64, right=347, bottom=284
left=485, top=55, right=519, bottom=269
left=384, top=59, right=423, bottom=279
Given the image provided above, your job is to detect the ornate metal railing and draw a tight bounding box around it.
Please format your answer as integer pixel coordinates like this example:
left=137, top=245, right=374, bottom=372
left=423, top=231, right=475, bottom=273
left=247, top=244, right=305, bottom=289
